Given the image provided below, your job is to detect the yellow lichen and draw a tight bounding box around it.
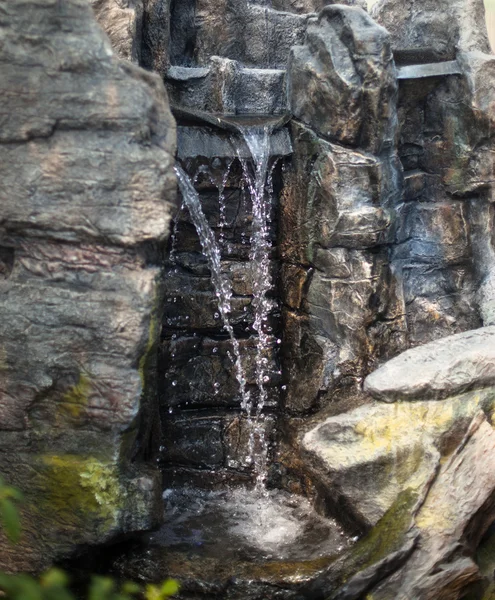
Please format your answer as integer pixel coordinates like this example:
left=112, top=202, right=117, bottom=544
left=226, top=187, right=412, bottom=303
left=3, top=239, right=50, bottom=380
left=59, top=373, right=91, bottom=421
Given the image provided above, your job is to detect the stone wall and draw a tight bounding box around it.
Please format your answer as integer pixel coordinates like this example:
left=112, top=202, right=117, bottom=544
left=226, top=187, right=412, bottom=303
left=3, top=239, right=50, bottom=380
left=0, top=0, right=176, bottom=572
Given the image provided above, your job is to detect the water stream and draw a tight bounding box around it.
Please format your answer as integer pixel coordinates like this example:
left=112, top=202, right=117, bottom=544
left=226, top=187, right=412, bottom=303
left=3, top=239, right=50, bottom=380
left=175, top=125, right=276, bottom=485
left=175, top=165, right=251, bottom=415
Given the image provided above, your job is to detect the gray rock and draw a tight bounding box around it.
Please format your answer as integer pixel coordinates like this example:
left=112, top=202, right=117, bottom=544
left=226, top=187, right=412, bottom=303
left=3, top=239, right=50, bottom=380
left=371, top=0, right=491, bottom=63
left=280, top=122, right=404, bottom=414
left=288, top=5, right=397, bottom=153
left=365, top=326, right=495, bottom=401
left=271, top=0, right=367, bottom=11
left=0, top=0, right=175, bottom=572
left=177, top=126, right=292, bottom=160
left=91, top=0, right=143, bottom=62
left=194, top=2, right=310, bottom=68
left=141, top=0, right=171, bottom=74
left=370, top=412, right=495, bottom=600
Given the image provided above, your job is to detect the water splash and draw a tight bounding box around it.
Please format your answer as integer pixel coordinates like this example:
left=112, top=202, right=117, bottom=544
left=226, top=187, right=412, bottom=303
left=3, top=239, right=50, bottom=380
left=175, top=165, right=251, bottom=414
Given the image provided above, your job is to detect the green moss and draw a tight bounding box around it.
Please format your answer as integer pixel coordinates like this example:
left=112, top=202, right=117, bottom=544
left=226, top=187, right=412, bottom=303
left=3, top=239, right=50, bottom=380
left=39, top=455, right=123, bottom=532
left=339, top=488, right=418, bottom=584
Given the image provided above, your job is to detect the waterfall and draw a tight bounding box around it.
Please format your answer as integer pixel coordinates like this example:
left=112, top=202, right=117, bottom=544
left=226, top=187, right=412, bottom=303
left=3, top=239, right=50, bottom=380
left=175, top=125, right=276, bottom=488
left=175, top=165, right=251, bottom=415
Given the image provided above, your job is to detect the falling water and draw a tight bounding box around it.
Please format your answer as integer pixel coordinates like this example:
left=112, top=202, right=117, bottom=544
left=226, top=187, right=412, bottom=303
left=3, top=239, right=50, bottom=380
left=175, top=126, right=277, bottom=487
left=175, top=165, right=251, bottom=414
left=236, top=125, right=276, bottom=487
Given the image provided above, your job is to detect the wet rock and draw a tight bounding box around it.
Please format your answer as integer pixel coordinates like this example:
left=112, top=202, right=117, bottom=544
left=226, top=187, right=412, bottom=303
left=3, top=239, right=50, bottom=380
left=365, top=326, right=495, bottom=402
left=371, top=0, right=491, bottom=63
left=161, top=415, right=225, bottom=469
left=288, top=5, right=397, bottom=153
left=159, top=336, right=281, bottom=410
left=0, top=0, right=175, bottom=572
left=166, top=60, right=288, bottom=115
left=91, top=0, right=143, bottom=62
left=302, top=389, right=495, bottom=527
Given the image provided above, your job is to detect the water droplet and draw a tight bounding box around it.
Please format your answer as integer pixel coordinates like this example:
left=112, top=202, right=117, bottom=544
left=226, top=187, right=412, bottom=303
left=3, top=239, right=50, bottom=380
left=213, top=347, right=218, bottom=354
left=281, top=385, right=287, bottom=391
left=172, top=380, right=177, bottom=387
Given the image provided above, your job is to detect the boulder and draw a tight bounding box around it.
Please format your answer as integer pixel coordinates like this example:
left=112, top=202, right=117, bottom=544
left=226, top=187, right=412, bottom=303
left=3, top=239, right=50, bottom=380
left=365, top=326, right=495, bottom=402
left=370, top=412, right=495, bottom=600
left=288, top=5, right=397, bottom=153
left=306, top=410, right=495, bottom=600
left=302, top=389, right=495, bottom=527
left=0, top=0, right=176, bottom=572
left=371, top=0, right=491, bottom=63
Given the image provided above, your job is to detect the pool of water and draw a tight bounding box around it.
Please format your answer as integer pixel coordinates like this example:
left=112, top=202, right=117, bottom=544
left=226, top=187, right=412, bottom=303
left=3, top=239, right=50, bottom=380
left=149, top=486, right=351, bottom=563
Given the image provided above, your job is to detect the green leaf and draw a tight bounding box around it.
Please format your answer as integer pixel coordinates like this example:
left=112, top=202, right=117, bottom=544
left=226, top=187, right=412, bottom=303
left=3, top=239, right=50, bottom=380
left=89, top=575, right=115, bottom=600
left=40, top=568, right=70, bottom=588
left=0, top=497, right=21, bottom=543
left=121, top=581, right=141, bottom=595
left=160, top=580, right=180, bottom=597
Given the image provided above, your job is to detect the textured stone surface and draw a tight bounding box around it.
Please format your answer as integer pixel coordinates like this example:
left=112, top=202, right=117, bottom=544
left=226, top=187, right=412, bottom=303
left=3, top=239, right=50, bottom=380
left=288, top=5, right=397, bottom=153
left=159, top=154, right=283, bottom=479
left=166, top=60, right=288, bottom=115
left=91, top=0, right=143, bottom=62
left=371, top=0, right=491, bottom=63
left=194, top=2, right=309, bottom=69
left=0, top=0, right=175, bottom=572
left=370, top=412, right=495, bottom=600
left=272, top=0, right=367, bottom=11
left=365, top=327, right=495, bottom=402
left=302, top=388, right=495, bottom=527
left=280, top=120, right=404, bottom=414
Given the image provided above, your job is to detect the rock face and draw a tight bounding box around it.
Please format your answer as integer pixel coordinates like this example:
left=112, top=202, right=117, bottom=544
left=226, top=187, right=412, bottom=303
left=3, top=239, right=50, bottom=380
left=303, top=388, right=495, bottom=527
left=91, top=0, right=144, bottom=62
left=0, top=0, right=176, bottom=572
left=282, top=5, right=404, bottom=415
left=371, top=0, right=491, bottom=63
left=365, top=327, right=495, bottom=401
left=288, top=5, right=397, bottom=153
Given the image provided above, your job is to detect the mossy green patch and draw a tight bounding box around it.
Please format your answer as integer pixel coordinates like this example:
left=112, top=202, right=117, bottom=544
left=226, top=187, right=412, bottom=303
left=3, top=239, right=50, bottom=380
left=40, top=455, right=123, bottom=533
left=337, top=488, right=418, bottom=585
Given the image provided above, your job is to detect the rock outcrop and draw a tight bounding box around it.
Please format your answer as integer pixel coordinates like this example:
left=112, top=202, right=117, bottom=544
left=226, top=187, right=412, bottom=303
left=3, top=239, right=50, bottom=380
left=282, top=5, right=403, bottom=414
left=371, top=0, right=491, bottom=62
left=288, top=5, right=397, bottom=153
left=365, top=326, right=495, bottom=401
left=0, top=0, right=176, bottom=572
left=91, top=0, right=144, bottom=62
